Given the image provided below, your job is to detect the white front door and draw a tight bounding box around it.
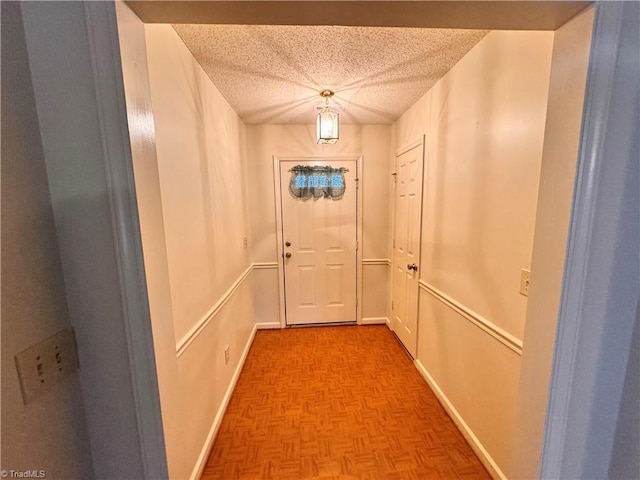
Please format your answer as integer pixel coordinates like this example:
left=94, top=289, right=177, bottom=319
left=391, top=141, right=424, bottom=357
left=280, top=160, right=357, bottom=325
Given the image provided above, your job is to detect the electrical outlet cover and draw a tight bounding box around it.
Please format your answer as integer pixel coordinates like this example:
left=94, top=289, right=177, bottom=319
left=14, top=328, right=79, bottom=404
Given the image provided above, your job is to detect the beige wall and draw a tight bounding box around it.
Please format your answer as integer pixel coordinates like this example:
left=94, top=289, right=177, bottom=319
left=393, top=30, right=554, bottom=477
left=117, top=8, right=257, bottom=479
left=511, top=8, right=594, bottom=479
left=145, top=24, right=252, bottom=344
left=1, top=3, right=94, bottom=477
left=246, top=124, right=391, bottom=323
left=394, top=30, right=553, bottom=340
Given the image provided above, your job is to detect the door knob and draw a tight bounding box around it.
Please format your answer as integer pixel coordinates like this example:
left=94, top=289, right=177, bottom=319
left=407, top=263, right=418, bottom=272
left=285, top=252, right=292, bottom=258
left=285, top=241, right=291, bottom=247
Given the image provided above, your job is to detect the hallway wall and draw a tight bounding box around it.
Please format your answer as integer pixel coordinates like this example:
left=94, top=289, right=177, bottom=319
left=392, top=30, right=554, bottom=477
left=144, top=23, right=253, bottom=343
left=117, top=7, right=256, bottom=479
left=246, top=124, right=392, bottom=324
left=512, top=8, right=594, bottom=478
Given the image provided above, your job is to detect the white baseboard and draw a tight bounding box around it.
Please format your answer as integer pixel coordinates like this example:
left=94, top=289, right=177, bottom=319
left=190, top=323, right=258, bottom=480
left=414, top=359, right=506, bottom=480
left=361, top=316, right=390, bottom=325
left=256, top=322, right=281, bottom=330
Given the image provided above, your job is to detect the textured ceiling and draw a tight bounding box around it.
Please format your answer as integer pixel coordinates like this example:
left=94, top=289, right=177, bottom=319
left=172, top=25, right=488, bottom=125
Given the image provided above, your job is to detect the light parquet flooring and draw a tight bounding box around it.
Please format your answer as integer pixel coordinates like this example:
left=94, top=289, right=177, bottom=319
left=202, top=325, right=491, bottom=480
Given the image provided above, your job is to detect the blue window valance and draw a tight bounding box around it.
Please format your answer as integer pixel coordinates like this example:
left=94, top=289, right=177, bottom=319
left=288, top=165, right=348, bottom=200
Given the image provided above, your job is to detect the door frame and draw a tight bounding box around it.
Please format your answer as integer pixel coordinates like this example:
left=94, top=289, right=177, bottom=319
left=20, top=2, right=169, bottom=477
left=389, top=136, right=426, bottom=356
left=273, top=155, right=364, bottom=328
left=539, top=3, right=639, bottom=477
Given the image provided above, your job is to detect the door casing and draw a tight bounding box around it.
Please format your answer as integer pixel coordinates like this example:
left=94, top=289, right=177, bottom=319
left=273, top=156, right=364, bottom=328
left=390, top=136, right=426, bottom=357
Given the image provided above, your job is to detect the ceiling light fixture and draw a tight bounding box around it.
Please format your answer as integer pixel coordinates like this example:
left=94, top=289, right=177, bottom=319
left=317, top=90, right=339, bottom=144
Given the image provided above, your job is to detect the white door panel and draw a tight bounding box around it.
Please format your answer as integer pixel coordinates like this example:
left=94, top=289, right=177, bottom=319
left=391, top=142, right=424, bottom=357
left=280, top=161, right=357, bottom=325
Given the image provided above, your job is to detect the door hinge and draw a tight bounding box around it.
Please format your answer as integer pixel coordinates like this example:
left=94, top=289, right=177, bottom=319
left=355, top=178, right=360, bottom=189
left=391, top=300, right=394, bottom=310
left=393, top=238, right=395, bottom=249
left=356, top=297, right=358, bottom=307
left=356, top=240, right=359, bottom=250
left=391, top=172, right=397, bottom=183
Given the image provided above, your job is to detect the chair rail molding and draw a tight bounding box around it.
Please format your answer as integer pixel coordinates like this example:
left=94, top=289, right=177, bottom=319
left=418, top=280, right=523, bottom=355
left=362, top=258, right=391, bottom=266
left=176, top=264, right=253, bottom=357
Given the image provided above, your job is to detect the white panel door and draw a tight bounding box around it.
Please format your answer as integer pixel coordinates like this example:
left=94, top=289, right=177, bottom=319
left=391, top=142, right=424, bottom=357
left=280, top=161, right=357, bottom=325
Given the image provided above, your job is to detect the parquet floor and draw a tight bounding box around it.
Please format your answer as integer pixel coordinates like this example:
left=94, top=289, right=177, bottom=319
left=202, top=325, right=491, bottom=479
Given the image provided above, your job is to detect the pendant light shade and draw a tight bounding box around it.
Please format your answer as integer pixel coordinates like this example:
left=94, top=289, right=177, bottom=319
left=317, top=90, right=339, bottom=144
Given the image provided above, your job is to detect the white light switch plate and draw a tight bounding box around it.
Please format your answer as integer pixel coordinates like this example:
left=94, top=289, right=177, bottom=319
left=15, top=328, right=79, bottom=404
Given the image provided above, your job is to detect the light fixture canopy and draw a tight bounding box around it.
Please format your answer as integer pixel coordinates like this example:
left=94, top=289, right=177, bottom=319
left=317, top=90, right=339, bottom=144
